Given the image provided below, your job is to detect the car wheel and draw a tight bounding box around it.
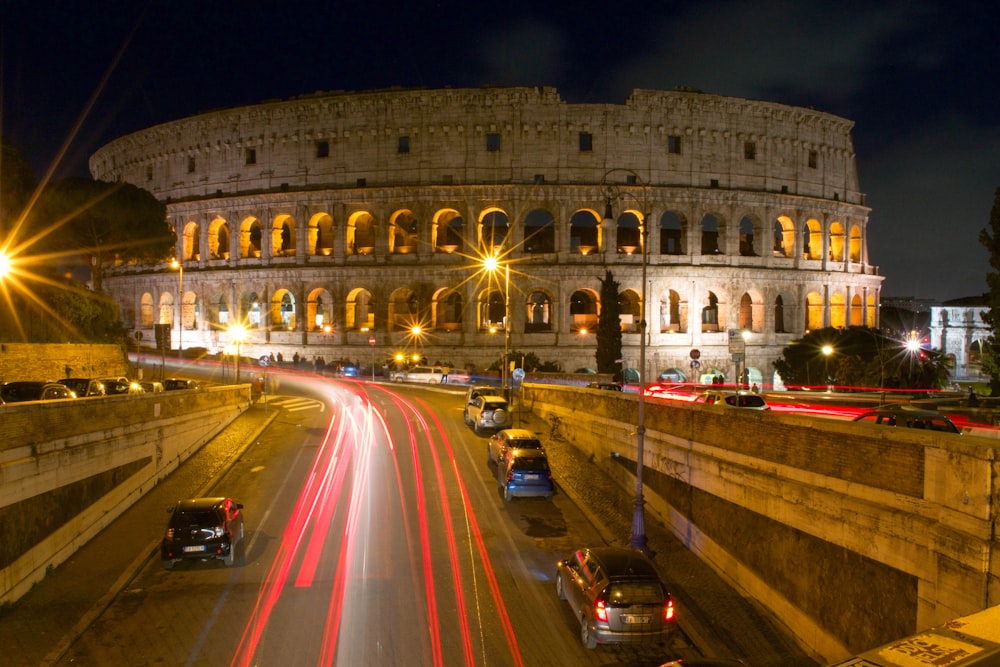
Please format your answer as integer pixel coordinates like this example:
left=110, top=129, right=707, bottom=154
left=581, top=615, right=597, bottom=649
left=557, top=574, right=566, bottom=600
left=504, top=484, right=514, bottom=503
left=487, top=445, right=493, bottom=464
left=474, top=424, right=482, bottom=436
left=224, top=548, right=235, bottom=567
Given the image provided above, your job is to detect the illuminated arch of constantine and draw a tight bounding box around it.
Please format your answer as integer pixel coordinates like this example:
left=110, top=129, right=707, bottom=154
left=91, top=86, right=883, bottom=384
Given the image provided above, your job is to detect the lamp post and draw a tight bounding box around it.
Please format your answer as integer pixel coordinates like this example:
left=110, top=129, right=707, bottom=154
left=230, top=324, right=246, bottom=385
left=484, top=253, right=510, bottom=399
left=601, top=168, right=649, bottom=554
left=822, top=344, right=834, bottom=391
left=170, top=258, right=184, bottom=355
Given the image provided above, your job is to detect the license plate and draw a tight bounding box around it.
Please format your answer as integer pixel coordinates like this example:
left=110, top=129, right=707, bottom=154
left=183, top=545, right=206, bottom=553
left=623, top=615, right=651, bottom=624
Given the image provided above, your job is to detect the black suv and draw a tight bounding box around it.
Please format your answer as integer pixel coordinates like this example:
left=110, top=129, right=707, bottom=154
left=161, top=497, right=245, bottom=569
left=556, top=546, right=676, bottom=648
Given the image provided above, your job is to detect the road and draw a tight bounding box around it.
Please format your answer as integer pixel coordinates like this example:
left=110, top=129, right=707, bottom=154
left=51, top=375, right=693, bottom=666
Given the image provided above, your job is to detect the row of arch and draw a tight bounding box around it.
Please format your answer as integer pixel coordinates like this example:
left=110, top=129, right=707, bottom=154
left=178, top=206, right=865, bottom=264
left=145, top=283, right=876, bottom=336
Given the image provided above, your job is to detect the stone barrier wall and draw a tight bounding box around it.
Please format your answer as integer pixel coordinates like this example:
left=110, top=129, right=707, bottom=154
left=0, top=385, right=251, bottom=605
left=0, top=342, right=127, bottom=384
left=522, top=383, right=1000, bottom=663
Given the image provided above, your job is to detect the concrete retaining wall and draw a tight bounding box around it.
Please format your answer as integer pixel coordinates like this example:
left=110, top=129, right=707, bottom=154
left=0, top=385, right=251, bottom=605
left=0, top=342, right=127, bottom=383
left=522, top=383, right=1000, bottom=663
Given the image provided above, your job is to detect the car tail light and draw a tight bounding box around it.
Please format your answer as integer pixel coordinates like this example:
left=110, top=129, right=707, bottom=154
left=664, top=598, right=675, bottom=622
left=595, top=599, right=609, bottom=623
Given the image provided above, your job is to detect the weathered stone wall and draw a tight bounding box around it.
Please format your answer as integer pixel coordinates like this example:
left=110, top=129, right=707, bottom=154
left=0, top=385, right=251, bottom=605
left=0, top=343, right=127, bottom=384
left=522, top=383, right=1000, bottom=662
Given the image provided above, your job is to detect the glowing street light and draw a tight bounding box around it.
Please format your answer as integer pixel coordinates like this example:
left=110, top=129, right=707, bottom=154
left=170, top=258, right=184, bottom=354
left=822, top=344, right=834, bottom=390
left=483, top=252, right=511, bottom=398
left=0, top=250, right=10, bottom=279
left=229, top=324, right=246, bottom=384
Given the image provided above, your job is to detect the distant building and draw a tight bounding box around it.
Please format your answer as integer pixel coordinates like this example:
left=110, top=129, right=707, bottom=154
left=91, top=87, right=883, bottom=385
left=929, top=295, right=989, bottom=384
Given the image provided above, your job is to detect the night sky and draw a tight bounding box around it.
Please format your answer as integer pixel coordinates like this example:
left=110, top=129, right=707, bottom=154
left=3, top=0, right=998, bottom=302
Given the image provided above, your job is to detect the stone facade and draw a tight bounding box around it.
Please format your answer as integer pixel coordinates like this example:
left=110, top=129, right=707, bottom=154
left=91, top=87, right=883, bottom=381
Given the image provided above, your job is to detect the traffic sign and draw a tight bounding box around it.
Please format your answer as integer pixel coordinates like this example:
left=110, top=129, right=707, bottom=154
left=368, top=336, right=376, bottom=346
left=512, top=368, right=526, bottom=382
left=259, top=355, right=269, bottom=367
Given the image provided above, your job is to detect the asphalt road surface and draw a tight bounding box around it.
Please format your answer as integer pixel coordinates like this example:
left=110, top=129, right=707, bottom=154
left=50, top=375, right=693, bottom=666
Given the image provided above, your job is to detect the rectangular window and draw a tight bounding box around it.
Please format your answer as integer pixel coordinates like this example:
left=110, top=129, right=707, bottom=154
left=145, top=165, right=153, bottom=181
left=187, top=156, right=196, bottom=173
left=668, top=135, right=681, bottom=154
left=579, top=132, right=592, bottom=152
left=808, top=150, right=818, bottom=169
left=315, top=140, right=329, bottom=158
left=398, top=136, right=410, bottom=153
left=626, top=174, right=637, bottom=185
left=245, top=148, right=256, bottom=165
left=744, top=141, right=756, bottom=160
left=486, top=133, right=501, bottom=152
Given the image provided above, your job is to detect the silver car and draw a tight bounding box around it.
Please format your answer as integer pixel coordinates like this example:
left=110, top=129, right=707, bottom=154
left=464, top=394, right=510, bottom=435
left=556, top=547, right=676, bottom=649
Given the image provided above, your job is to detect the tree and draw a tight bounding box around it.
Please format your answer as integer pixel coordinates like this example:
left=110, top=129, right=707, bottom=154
left=773, top=326, right=953, bottom=391
left=595, top=269, right=623, bottom=375
left=31, top=178, right=172, bottom=292
left=978, top=186, right=1000, bottom=395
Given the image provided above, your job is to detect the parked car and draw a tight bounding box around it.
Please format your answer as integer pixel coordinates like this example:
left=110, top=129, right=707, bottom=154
left=102, top=377, right=144, bottom=395
left=397, top=365, right=447, bottom=384
left=464, top=394, right=511, bottom=435
left=336, top=363, right=360, bottom=378
left=445, top=368, right=472, bottom=384
left=588, top=381, right=623, bottom=391
left=0, top=381, right=77, bottom=403
left=694, top=390, right=769, bottom=410
left=465, top=384, right=498, bottom=405
left=853, top=405, right=961, bottom=434
left=160, top=497, right=245, bottom=569
left=556, top=546, right=677, bottom=649
left=163, top=377, right=201, bottom=391
left=140, top=381, right=165, bottom=393
left=487, top=428, right=544, bottom=468
left=57, top=377, right=106, bottom=397
left=497, top=448, right=554, bottom=502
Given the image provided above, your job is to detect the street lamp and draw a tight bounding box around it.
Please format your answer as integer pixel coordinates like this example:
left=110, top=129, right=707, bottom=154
left=601, top=168, right=649, bottom=554
left=170, top=258, right=184, bottom=354
left=484, top=253, right=511, bottom=399
left=229, top=324, right=246, bottom=384
left=822, top=344, right=834, bottom=391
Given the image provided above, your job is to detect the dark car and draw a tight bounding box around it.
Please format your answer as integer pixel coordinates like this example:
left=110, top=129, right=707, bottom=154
left=0, top=381, right=76, bottom=403
left=588, top=381, right=623, bottom=392
left=101, top=377, right=144, bottom=395
left=163, top=377, right=201, bottom=391
left=556, top=546, right=676, bottom=649
left=497, top=449, right=554, bottom=502
left=487, top=428, right=544, bottom=468
left=161, top=497, right=245, bottom=569
left=853, top=405, right=961, bottom=434
left=58, top=377, right=106, bottom=397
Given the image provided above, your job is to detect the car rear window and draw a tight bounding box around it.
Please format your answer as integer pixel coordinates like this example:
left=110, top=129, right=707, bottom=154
left=484, top=400, right=508, bottom=410
left=509, top=439, right=542, bottom=449
left=172, top=509, right=221, bottom=527
left=511, top=457, right=549, bottom=472
left=607, top=581, right=664, bottom=605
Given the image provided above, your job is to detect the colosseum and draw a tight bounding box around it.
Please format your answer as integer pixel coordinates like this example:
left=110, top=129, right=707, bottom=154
left=91, top=86, right=883, bottom=386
